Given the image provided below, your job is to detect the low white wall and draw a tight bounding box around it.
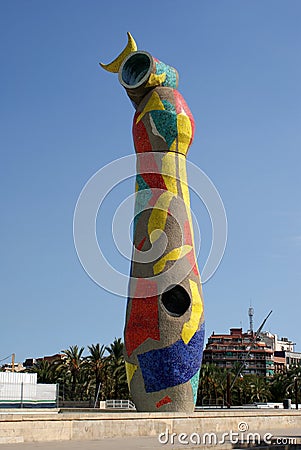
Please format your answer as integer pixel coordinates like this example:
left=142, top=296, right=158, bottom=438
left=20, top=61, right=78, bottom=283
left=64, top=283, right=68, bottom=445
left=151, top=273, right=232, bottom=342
left=0, top=409, right=300, bottom=444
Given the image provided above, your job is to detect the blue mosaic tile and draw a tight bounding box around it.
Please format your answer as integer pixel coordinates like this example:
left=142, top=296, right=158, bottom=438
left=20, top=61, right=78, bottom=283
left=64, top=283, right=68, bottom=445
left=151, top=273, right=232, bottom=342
left=138, top=322, right=205, bottom=393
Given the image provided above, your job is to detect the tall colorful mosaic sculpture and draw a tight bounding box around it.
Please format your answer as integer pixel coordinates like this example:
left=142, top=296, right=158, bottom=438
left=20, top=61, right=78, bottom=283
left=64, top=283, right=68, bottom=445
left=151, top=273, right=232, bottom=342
left=100, top=33, right=205, bottom=412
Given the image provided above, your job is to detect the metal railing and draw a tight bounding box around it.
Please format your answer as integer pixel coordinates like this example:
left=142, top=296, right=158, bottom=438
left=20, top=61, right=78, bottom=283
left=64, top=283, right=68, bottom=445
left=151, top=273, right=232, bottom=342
left=198, top=397, right=225, bottom=408
left=105, top=399, right=136, bottom=410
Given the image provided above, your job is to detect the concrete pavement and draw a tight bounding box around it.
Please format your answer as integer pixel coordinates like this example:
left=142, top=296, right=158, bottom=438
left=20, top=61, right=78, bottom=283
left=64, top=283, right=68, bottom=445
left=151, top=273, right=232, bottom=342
left=1, top=410, right=301, bottom=448
left=0, top=430, right=301, bottom=450
left=0, top=437, right=161, bottom=450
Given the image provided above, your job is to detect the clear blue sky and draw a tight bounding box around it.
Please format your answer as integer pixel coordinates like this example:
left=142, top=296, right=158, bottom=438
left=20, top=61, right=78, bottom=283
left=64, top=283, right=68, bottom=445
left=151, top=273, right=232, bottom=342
left=1, top=1, right=300, bottom=363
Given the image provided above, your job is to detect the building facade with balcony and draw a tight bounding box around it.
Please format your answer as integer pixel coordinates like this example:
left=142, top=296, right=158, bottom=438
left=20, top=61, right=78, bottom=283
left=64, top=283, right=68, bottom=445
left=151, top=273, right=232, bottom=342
left=203, top=328, right=274, bottom=377
left=273, top=350, right=301, bottom=371
left=260, top=331, right=295, bottom=353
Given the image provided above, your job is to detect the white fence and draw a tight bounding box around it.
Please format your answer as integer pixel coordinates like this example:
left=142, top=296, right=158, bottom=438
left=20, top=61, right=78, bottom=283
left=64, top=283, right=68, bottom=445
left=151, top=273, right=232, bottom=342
left=0, top=382, right=58, bottom=408
left=0, top=372, right=37, bottom=385
left=105, top=399, right=136, bottom=410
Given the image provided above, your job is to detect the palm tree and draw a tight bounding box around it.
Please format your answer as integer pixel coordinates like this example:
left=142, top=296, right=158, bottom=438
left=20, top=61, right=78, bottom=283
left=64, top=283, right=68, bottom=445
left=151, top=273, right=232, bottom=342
left=30, top=359, right=61, bottom=384
left=283, top=365, right=301, bottom=404
left=60, top=345, right=85, bottom=401
left=198, top=364, right=226, bottom=406
left=25, top=338, right=135, bottom=403
left=232, top=375, right=245, bottom=405
left=247, top=375, right=271, bottom=403
left=105, top=338, right=129, bottom=399
left=86, top=344, right=106, bottom=403
left=106, top=338, right=124, bottom=361
left=270, top=371, right=288, bottom=402
left=269, top=365, right=301, bottom=404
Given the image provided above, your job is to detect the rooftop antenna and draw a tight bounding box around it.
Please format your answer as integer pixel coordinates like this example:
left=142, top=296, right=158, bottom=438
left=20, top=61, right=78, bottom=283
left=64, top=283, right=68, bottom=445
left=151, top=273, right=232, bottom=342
left=248, top=302, right=254, bottom=334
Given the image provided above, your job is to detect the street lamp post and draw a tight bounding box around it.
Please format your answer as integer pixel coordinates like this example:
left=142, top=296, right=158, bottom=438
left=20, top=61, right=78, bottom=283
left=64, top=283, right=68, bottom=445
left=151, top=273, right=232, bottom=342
left=294, top=376, right=298, bottom=410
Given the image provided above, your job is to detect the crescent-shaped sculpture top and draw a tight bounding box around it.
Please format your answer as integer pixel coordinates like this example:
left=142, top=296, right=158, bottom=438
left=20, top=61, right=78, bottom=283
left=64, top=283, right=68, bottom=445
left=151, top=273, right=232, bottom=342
left=99, top=32, right=137, bottom=73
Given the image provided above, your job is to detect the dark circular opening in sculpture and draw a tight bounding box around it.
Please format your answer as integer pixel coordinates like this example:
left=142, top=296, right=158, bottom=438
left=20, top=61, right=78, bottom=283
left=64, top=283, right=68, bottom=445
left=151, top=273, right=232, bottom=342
left=161, top=285, right=191, bottom=317
left=120, top=52, right=152, bottom=87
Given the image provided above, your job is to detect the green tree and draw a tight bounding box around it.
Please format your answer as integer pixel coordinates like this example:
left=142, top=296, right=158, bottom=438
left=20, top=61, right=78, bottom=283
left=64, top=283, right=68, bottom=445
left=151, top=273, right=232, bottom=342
left=247, top=375, right=271, bottom=403
left=60, top=345, right=85, bottom=401
left=86, top=343, right=106, bottom=402
left=105, top=338, right=129, bottom=399
left=29, top=360, right=61, bottom=384
left=269, top=371, right=288, bottom=402
left=24, top=338, right=134, bottom=404
left=198, top=364, right=226, bottom=406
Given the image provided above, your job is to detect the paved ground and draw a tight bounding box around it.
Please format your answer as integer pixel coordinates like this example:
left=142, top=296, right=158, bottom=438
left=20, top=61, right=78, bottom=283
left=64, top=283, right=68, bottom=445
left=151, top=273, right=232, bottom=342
left=1, top=430, right=301, bottom=450
left=0, top=437, right=162, bottom=450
